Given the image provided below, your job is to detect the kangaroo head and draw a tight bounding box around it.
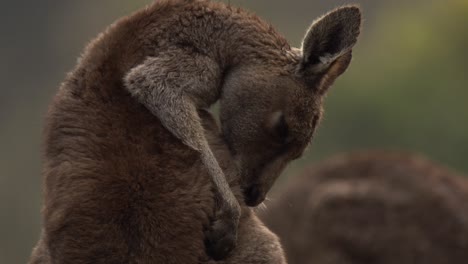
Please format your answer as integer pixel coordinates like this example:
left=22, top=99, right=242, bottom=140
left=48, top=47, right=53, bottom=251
left=220, top=6, right=362, bottom=206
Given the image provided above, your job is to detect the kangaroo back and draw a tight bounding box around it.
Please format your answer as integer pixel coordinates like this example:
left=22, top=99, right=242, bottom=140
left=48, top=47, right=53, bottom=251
left=261, top=151, right=468, bottom=264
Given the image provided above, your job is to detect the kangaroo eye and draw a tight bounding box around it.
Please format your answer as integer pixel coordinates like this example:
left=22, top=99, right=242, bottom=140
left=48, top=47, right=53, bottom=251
left=267, top=111, right=289, bottom=144
left=275, top=115, right=289, bottom=142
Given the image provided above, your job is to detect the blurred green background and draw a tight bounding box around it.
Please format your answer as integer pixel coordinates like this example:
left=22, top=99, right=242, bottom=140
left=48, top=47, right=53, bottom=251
left=0, top=0, right=466, bottom=263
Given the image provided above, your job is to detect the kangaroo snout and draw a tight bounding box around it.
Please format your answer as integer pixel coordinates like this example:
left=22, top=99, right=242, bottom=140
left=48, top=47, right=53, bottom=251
left=243, top=184, right=265, bottom=207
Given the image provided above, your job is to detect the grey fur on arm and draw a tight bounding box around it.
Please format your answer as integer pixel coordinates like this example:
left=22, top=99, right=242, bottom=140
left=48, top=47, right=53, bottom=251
left=124, top=49, right=241, bottom=259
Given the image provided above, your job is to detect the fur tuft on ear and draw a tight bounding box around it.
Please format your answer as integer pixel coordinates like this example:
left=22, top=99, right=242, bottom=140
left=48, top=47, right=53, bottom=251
left=300, top=6, right=362, bottom=74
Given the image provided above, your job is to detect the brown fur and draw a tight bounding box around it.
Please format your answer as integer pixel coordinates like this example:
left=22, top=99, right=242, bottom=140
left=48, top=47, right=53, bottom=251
left=260, top=151, right=468, bottom=264
left=29, top=0, right=361, bottom=262
left=30, top=109, right=285, bottom=263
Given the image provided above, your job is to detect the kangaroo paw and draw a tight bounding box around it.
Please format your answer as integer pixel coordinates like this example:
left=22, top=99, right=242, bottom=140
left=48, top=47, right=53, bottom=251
left=204, top=205, right=240, bottom=260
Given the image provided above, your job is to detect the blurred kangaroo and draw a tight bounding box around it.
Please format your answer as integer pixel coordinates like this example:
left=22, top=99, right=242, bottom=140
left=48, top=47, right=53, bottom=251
left=29, top=0, right=361, bottom=262
left=260, top=151, right=468, bottom=264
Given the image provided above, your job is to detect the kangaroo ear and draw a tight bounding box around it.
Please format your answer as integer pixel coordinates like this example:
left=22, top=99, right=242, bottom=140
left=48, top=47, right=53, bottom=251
left=299, top=6, right=361, bottom=86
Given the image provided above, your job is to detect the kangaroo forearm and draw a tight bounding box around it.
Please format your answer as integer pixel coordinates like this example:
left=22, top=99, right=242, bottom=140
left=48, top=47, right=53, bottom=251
left=124, top=49, right=239, bottom=210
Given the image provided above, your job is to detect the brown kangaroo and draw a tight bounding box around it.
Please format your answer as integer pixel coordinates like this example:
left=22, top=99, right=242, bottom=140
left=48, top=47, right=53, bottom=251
left=29, top=0, right=362, bottom=262
left=260, top=151, right=468, bottom=264
left=30, top=110, right=286, bottom=263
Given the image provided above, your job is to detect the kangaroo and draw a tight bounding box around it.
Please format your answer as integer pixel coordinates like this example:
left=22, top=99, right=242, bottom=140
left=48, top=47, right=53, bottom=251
left=30, top=0, right=362, bottom=262
left=30, top=110, right=286, bottom=263
left=260, top=151, right=468, bottom=264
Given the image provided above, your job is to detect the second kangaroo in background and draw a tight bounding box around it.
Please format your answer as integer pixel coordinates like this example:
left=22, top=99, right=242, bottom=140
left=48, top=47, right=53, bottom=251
left=260, top=151, right=468, bottom=264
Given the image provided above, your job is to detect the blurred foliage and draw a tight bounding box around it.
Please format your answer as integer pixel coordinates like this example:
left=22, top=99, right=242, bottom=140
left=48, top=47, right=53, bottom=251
left=0, top=0, right=466, bottom=263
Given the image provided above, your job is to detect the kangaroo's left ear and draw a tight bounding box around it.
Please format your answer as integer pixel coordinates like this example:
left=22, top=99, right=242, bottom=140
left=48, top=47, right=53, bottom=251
left=299, top=6, right=362, bottom=92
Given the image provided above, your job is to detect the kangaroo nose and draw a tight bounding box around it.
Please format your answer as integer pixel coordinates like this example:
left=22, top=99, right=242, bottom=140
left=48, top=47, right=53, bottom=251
left=243, top=184, right=265, bottom=207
